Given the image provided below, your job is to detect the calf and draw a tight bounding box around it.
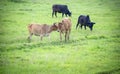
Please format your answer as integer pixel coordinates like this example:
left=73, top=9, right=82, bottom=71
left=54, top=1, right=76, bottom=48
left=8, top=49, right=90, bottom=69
left=27, top=23, right=57, bottom=42
left=56, top=18, right=72, bottom=42
left=52, top=4, right=72, bottom=17
left=76, top=15, right=95, bottom=31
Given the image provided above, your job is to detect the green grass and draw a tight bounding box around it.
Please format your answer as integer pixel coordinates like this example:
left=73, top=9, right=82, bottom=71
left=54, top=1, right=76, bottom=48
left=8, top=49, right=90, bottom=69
left=0, top=0, right=120, bottom=74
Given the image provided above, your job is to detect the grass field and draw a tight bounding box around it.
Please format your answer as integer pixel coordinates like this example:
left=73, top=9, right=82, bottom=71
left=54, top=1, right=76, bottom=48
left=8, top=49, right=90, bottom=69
left=0, top=0, right=120, bottom=74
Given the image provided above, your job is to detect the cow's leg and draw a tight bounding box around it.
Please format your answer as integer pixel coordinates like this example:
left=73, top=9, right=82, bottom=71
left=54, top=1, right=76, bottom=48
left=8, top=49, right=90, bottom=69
left=65, top=14, right=67, bottom=17
left=40, top=35, right=43, bottom=41
left=52, top=11, right=54, bottom=17
left=68, top=29, right=71, bottom=40
left=62, top=13, right=64, bottom=17
left=48, top=35, right=51, bottom=42
left=76, top=23, right=79, bottom=29
left=84, top=25, right=86, bottom=30
left=76, top=19, right=80, bottom=29
left=60, top=32, right=62, bottom=42
left=55, top=12, right=57, bottom=17
left=65, top=31, right=68, bottom=42
left=80, top=24, right=83, bottom=29
left=67, top=32, right=69, bottom=41
left=90, top=27, right=93, bottom=31
left=27, top=33, right=33, bottom=42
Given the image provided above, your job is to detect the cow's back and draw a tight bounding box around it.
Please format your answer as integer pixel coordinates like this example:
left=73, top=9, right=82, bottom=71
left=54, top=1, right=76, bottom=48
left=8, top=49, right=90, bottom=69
left=41, top=24, right=50, bottom=34
left=79, top=15, right=91, bottom=24
left=62, top=18, right=71, bottom=31
left=28, top=24, right=50, bottom=36
left=28, top=24, right=42, bottom=36
left=52, top=4, right=68, bottom=11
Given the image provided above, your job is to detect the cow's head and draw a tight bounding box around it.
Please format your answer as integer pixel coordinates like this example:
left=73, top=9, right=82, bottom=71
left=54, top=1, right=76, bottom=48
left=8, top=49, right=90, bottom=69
left=68, top=11, right=72, bottom=17
left=49, top=23, right=58, bottom=33
left=51, top=23, right=58, bottom=31
left=87, top=22, right=95, bottom=31
left=57, top=22, right=63, bottom=32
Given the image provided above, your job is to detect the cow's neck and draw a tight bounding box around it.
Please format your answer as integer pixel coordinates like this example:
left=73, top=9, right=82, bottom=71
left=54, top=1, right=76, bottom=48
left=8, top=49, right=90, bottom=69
left=48, top=26, right=52, bottom=33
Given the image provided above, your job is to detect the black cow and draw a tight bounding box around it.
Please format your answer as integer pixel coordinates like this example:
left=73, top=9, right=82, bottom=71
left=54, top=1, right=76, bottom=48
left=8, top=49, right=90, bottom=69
left=52, top=4, right=71, bottom=17
left=76, top=15, right=95, bottom=31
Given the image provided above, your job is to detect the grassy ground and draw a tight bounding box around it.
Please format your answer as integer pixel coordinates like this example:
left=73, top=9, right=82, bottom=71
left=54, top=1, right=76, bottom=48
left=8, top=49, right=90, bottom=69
left=0, top=0, right=120, bottom=74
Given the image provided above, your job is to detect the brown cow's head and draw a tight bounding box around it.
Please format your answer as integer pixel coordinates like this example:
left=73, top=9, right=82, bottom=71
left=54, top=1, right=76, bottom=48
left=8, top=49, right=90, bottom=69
left=57, top=22, right=63, bottom=32
left=49, top=23, right=58, bottom=33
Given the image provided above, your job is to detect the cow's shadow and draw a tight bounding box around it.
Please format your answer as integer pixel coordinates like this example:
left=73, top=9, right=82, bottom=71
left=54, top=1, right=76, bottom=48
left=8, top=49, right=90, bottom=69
left=22, top=39, right=76, bottom=50
left=49, top=40, right=75, bottom=46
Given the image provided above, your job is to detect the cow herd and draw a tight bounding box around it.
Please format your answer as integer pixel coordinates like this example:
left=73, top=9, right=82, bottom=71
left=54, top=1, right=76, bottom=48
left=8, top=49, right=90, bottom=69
left=27, top=4, right=95, bottom=42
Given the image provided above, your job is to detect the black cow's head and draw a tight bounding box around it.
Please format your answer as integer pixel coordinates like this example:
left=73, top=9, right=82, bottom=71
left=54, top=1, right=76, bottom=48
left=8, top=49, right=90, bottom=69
left=67, top=11, right=72, bottom=17
left=87, top=22, right=95, bottom=31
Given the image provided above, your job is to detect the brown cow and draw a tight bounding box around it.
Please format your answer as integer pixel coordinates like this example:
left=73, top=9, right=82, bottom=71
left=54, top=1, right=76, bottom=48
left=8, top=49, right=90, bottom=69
left=27, top=23, right=57, bottom=42
left=56, top=18, right=72, bottom=42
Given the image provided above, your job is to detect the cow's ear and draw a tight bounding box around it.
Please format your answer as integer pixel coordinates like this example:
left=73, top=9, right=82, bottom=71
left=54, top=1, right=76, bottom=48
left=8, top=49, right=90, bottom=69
left=87, top=15, right=89, bottom=17
left=59, top=22, right=63, bottom=25
left=92, top=22, right=95, bottom=24
left=53, top=23, right=56, bottom=25
left=53, top=23, right=57, bottom=25
left=61, top=21, right=64, bottom=25
left=86, top=15, right=90, bottom=19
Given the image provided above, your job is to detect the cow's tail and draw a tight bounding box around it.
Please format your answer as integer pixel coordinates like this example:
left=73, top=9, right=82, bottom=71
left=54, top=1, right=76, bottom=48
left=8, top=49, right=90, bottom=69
left=76, top=18, right=79, bottom=29
left=28, top=24, right=33, bottom=34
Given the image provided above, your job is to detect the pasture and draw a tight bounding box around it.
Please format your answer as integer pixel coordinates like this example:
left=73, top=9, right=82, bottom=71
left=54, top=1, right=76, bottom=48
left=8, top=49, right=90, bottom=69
left=0, top=0, right=120, bottom=74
